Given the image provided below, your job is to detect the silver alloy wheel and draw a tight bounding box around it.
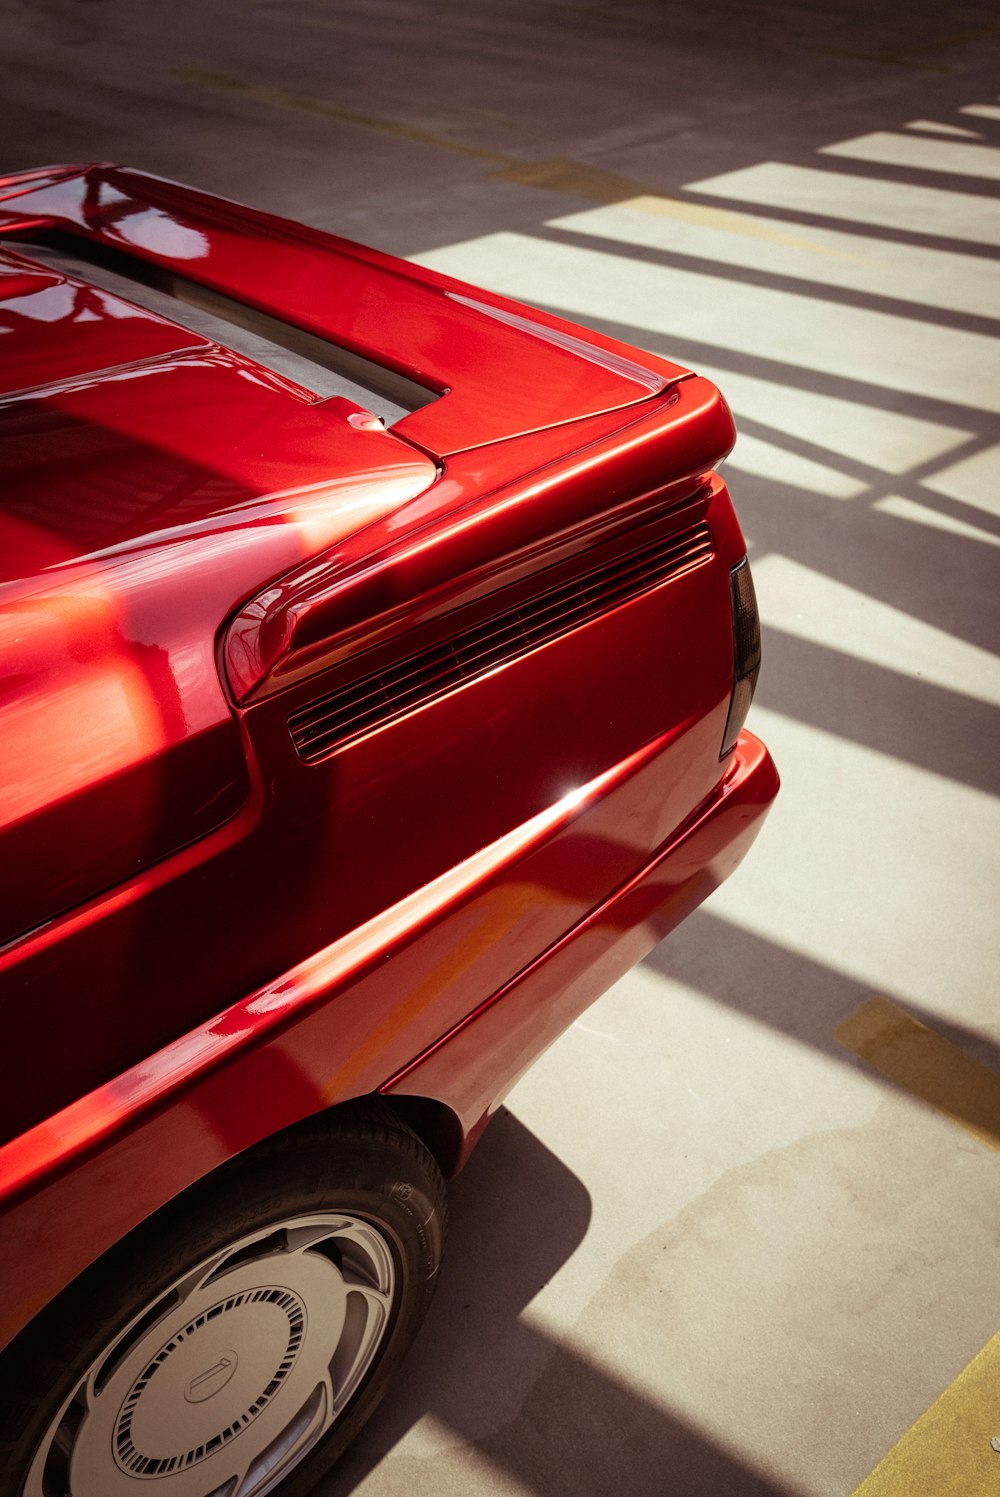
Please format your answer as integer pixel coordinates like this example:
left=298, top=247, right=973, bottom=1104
left=24, top=1212, right=397, bottom=1497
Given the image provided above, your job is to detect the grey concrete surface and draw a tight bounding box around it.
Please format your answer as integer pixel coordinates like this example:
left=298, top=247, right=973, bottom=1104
left=3, top=3, right=999, bottom=1493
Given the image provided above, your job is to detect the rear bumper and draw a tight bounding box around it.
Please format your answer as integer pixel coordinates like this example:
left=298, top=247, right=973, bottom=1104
left=386, top=729, right=779, bottom=1162
left=0, top=728, right=776, bottom=1351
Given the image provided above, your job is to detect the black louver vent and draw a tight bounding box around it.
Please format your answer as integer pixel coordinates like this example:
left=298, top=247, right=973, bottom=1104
left=288, top=519, right=713, bottom=763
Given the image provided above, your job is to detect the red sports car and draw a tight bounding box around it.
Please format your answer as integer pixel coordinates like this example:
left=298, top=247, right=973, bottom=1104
left=0, top=165, right=777, bottom=1497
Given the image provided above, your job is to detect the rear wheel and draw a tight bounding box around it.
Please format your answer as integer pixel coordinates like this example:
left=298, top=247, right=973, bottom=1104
left=0, top=1105, right=446, bottom=1497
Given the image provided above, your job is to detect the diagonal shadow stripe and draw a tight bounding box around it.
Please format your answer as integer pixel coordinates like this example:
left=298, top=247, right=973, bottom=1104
left=324, top=1112, right=802, bottom=1497
left=536, top=223, right=1000, bottom=340
left=643, top=908, right=1000, bottom=1090
left=756, top=627, right=1000, bottom=797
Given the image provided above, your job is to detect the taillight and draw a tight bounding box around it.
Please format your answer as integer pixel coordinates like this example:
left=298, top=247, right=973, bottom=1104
left=720, top=557, right=761, bottom=757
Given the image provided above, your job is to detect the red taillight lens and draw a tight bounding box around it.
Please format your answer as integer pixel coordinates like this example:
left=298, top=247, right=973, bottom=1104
left=720, top=557, right=761, bottom=757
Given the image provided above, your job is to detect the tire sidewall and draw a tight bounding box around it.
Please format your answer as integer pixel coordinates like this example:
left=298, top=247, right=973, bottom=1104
left=0, top=1113, right=446, bottom=1497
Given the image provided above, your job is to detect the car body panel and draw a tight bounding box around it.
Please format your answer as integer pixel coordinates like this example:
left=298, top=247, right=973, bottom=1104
left=0, top=164, right=691, bottom=457
left=0, top=307, right=440, bottom=942
left=0, top=730, right=777, bottom=1352
left=0, top=247, right=206, bottom=400
left=0, top=166, right=777, bottom=1364
left=0, top=496, right=736, bottom=1139
left=225, top=376, right=735, bottom=700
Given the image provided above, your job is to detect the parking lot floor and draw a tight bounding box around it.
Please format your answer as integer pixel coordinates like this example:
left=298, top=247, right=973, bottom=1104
left=2, top=2, right=999, bottom=1493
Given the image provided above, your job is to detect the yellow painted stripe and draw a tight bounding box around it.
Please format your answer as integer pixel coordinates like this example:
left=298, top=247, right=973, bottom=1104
left=497, top=156, right=645, bottom=203
left=180, top=68, right=515, bottom=164
left=850, top=1329, right=1000, bottom=1496
left=835, top=996, right=1000, bottom=1154
left=810, top=46, right=948, bottom=73
left=616, top=194, right=861, bottom=257
left=180, top=71, right=851, bottom=257
left=499, top=158, right=856, bottom=255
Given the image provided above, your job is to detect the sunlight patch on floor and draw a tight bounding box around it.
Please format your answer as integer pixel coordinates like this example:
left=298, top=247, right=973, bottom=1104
left=820, top=131, right=1000, bottom=180
left=904, top=119, right=984, bottom=139
left=750, top=554, right=1000, bottom=707
left=546, top=198, right=1000, bottom=320
left=960, top=102, right=1000, bottom=121
left=723, top=433, right=866, bottom=497
left=689, top=365, right=968, bottom=473
left=709, top=702, right=1000, bottom=1022
left=686, top=161, right=1000, bottom=245
left=411, top=232, right=1000, bottom=414
left=921, top=445, right=1000, bottom=519
left=872, top=493, right=1000, bottom=547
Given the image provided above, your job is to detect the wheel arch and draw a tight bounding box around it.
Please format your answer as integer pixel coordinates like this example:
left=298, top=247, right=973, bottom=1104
left=0, top=1099, right=450, bottom=1496
left=372, top=1092, right=466, bottom=1178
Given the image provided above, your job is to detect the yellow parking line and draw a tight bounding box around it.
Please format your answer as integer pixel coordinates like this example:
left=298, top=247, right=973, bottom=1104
left=497, top=156, right=645, bottom=202
left=835, top=996, right=1000, bottom=1154
left=498, top=158, right=858, bottom=255
left=839, top=1001, right=1000, bottom=1491
left=180, top=68, right=514, bottom=163
left=180, top=70, right=853, bottom=256
left=832, top=999, right=999, bottom=1149
left=616, top=193, right=860, bottom=256
left=850, top=1329, right=1000, bottom=1495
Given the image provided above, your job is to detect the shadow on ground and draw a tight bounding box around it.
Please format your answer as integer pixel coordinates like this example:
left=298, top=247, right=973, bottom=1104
left=322, top=1107, right=798, bottom=1497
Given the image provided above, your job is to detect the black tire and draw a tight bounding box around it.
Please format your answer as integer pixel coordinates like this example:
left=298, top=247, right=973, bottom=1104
left=0, top=1101, right=447, bottom=1497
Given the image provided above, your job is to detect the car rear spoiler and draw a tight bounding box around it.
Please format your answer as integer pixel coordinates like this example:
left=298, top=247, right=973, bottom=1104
left=0, top=164, right=692, bottom=458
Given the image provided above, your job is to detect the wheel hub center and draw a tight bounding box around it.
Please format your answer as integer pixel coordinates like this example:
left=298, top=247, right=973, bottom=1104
left=113, top=1286, right=305, bottom=1477
left=182, top=1349, right=239, bottom=1404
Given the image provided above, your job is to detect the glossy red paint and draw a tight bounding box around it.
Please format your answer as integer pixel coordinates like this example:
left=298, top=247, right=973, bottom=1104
left=226, top=376, right=735, bottom=699
left=0, top=164, right=690, bottom=455
left=0, top=732, right=777, bottom=1349
left=0, top=340, right=438, bottom=942
left=0, top=167, right=777, bottom=1357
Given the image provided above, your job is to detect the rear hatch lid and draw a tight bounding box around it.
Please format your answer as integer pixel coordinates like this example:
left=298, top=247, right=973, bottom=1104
left=0, top=243, right=438, bottom=944
left=0, top=164, right=690, bottom=458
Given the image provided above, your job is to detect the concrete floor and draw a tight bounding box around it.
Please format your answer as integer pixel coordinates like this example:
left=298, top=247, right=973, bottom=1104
left=3, top=3, right=999, bottom=1493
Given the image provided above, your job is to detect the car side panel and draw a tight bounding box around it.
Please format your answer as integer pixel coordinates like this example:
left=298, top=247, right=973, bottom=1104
left=0, top=470, right=747, bottom=1143
left=386, top=732, right=780, bottom=1157
left=0, top=730, right=776, bottom=1354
